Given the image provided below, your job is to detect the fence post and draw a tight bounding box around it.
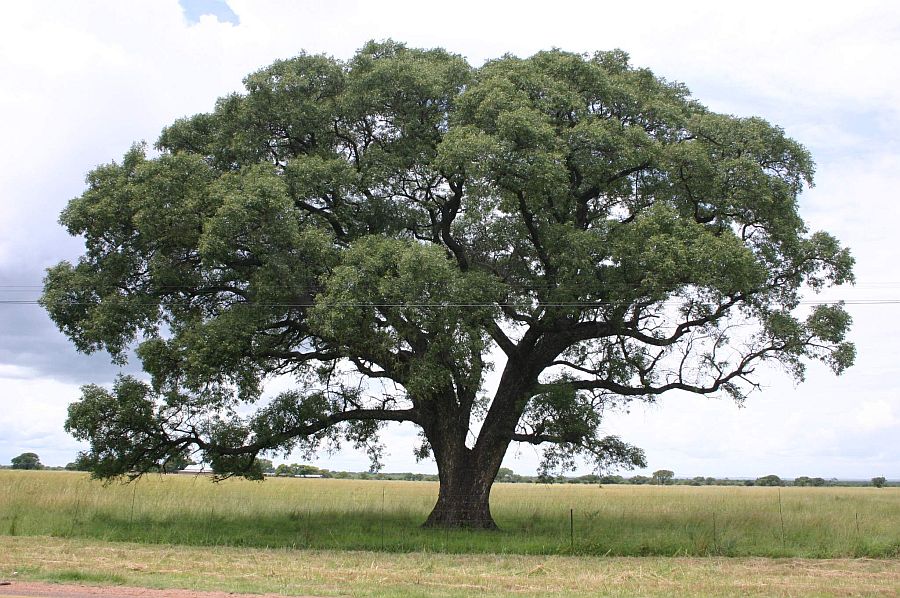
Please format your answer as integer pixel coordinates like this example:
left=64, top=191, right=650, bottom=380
left=570, top=508, right=574, bottom=552
left=778, top=489, right=785, bottom=549
left=129, top=481, right=137, bottom=527
left=712, top=511, right=718, bottom=555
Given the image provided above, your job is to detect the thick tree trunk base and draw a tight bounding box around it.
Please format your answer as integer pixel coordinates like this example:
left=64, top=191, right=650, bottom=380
left=422, top=507, right=498, bottom=530
left=421, top=480, right=498, bottom=529
left=421, top=431, right=506, bottom=529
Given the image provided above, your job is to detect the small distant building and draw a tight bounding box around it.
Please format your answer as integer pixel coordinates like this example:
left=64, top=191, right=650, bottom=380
left=176, top=464, right=211, bottom=475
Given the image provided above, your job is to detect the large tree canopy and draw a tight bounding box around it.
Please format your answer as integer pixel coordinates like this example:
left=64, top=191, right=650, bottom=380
left=43, top=41, right=854, bottom=528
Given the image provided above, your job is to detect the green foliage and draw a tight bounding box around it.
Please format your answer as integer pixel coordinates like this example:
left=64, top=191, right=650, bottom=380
left=794, top=476, right=826, bottom=487
left=872, top=476, right=886, bottom=488
left=274, top=463, right=328, bottom=477
left=65, top=377, right=200, bottom=478
left=494, top=467, right=518, bottom=482
left=755, top=474, right=784, bottom=487
left=573, top=474, right=602, bottom=484
left=10, top=453, right=43, bottom=470
left=41, top=42, right=854, bottom=513
left=256, top=458, right=275, bottom=474
left=651, top=469, right=674, bottom=485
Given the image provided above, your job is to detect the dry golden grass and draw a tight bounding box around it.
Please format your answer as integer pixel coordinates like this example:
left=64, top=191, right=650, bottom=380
left=1, top=536, right=898, bottom=597
left=2, top=471, right=898, bottom=557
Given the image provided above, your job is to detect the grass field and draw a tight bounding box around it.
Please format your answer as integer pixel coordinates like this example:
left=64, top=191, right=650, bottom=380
left=1, top=536, right=899, bottom=597
left=1, top=471, right=898, bottom=558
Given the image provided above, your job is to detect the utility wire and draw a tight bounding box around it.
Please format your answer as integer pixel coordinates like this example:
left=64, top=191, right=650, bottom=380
left=4, top=298, right=900, bottom=307
left=4, top=280, right=899, bottom=308
left=5, top=282, right=900, bottom=288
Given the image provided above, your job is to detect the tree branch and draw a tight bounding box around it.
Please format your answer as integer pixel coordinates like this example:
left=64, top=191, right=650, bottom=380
left=193, top=407, right=420, bottom=457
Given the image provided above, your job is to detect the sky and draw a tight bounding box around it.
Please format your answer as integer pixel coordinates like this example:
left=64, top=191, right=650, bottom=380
left=0, top=0, right=898, bottom=479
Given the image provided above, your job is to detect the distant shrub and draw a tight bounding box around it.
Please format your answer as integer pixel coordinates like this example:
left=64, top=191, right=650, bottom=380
left=11, top=452, right=43, bottom=470
left=754, top=475, right=783, bottom=487
left=651, top=470, right=674, bottom=485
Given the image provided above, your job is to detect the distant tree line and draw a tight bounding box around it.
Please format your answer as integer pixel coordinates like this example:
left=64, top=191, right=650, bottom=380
left=262, top=466, right=894, bottom=488
left=3, top=454, right=893, bottom=488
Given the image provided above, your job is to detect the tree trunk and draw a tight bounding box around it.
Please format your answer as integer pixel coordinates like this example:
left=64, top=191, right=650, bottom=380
left=422, top=454, right=497, bottom=529
left=418, top=364, right=532, bottom=530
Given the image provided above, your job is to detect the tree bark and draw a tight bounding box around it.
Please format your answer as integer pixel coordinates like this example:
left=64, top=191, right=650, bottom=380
left=419, top=392, right=506, bottom=529
left=422, top=448, right=499, bottom=529
left=420, top=358, right=539, bottom=529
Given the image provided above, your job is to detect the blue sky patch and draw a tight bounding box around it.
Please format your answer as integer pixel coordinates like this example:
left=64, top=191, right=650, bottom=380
left=179, top=0, right=239, bottom=25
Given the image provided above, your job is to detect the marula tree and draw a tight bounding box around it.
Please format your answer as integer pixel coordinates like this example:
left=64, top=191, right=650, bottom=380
left=43, top=41, right=854, bottom=528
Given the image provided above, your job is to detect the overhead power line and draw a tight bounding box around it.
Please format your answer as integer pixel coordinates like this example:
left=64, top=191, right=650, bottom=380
left=4, top=298, right=900, bottom=307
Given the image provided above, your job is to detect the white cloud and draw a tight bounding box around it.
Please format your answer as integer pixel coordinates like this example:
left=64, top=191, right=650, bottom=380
left=0, top=376, right=85, bottom=466
left=0, top=364, right=37, bottom=379
left=855, top=400, right=898, bottom=431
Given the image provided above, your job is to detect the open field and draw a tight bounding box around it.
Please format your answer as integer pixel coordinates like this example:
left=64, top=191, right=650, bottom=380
left=1, top=471, right=898, bottom=558
left=1, top=536, right=898, bottom=597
